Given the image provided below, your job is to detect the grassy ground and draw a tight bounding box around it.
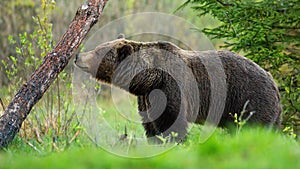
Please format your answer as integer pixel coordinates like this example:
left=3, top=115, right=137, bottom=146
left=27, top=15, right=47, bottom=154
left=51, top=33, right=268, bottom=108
left=1, top=86, right=299, bottom=169
left=0, top=127, right=299, bottom=169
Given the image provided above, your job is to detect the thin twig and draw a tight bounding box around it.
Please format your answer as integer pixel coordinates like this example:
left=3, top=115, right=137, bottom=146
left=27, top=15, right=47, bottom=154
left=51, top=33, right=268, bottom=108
left=56, top=78, right=61, bottom=136
left=34, top=128, right=44, bottom=144
left=25, top=140, right=41, bottom=153
left=0, top=98, right=5, bottom=111
left=68, top=130, right=81, bottom=145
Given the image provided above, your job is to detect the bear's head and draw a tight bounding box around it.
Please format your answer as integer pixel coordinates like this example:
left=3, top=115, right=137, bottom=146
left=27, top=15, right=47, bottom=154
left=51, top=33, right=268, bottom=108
left=74, top=35, right=134, bottom=83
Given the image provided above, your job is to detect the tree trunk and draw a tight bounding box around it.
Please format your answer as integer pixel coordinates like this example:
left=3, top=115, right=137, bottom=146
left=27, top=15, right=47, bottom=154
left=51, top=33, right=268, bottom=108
left=0, top=0, right=109, bottom=149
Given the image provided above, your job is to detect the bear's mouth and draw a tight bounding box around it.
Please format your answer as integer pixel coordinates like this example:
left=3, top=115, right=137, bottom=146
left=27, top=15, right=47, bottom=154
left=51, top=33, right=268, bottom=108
left=74, top=62, right=89, bottom=72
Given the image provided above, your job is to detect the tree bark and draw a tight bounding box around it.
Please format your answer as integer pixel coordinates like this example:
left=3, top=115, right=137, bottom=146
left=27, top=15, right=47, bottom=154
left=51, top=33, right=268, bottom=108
left=0, top=0, right=109, bottom=149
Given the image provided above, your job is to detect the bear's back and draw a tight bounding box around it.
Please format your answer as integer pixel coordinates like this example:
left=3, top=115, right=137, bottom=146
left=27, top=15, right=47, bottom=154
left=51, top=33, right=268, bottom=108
left=183, top=50, right=281, bottom=126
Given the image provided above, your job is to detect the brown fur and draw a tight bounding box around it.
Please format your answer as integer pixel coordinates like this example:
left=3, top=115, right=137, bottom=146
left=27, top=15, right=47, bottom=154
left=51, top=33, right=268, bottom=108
left=75, top=37, right=282, bottom=142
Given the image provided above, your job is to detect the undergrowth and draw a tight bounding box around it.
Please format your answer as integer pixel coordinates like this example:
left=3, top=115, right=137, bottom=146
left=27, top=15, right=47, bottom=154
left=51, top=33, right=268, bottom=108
left=1, top=127, right=299, bottom=169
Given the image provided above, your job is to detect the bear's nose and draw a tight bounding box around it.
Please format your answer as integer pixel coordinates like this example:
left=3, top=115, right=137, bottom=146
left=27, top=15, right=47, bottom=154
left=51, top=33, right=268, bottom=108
left=74, top=53, right=79, bottom=63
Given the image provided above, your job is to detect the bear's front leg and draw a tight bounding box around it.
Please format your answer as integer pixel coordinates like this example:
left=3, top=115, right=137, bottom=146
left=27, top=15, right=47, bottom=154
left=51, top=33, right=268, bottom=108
left=146, top=89, right=188, bottom=143
left=138, top=96, right=161, bottom=143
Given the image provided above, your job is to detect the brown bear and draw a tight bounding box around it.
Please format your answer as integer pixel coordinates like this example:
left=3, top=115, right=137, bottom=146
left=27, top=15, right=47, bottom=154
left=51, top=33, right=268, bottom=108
left=74, top=35, right=282, bottom=142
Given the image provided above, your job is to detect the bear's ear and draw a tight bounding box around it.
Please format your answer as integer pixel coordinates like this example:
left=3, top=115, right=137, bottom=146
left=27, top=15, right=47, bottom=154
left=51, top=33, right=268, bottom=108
left=116, top=44, right=133, bottom=63
left=117, top=33, right=125, bottom=39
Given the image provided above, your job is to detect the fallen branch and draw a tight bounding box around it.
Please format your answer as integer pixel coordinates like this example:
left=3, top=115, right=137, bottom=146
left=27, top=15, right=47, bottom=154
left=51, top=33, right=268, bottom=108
left=0, top=0, right=109, bottom=149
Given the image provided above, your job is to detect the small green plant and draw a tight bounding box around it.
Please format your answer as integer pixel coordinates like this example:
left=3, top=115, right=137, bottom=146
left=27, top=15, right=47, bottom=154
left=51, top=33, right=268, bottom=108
left=156, top=131, right=179, bottom=145
left=2, top=0, right=56, bottom=95
left=283, top=126, right=297, bottom=139
left=230, top=100, right=255, bottom=135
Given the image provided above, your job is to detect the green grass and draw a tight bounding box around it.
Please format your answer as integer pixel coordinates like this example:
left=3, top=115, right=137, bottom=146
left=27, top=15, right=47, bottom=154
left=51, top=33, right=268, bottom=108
left=1, top=127, right=299, bottom=169
left=1, top=87, right=299, bottom=169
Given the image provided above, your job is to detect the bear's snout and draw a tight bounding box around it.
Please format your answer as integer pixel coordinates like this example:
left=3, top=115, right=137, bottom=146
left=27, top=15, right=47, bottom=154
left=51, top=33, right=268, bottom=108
left=74, top=51, right=101, bottom=77
left=74, top=53, right=90, bottom=72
